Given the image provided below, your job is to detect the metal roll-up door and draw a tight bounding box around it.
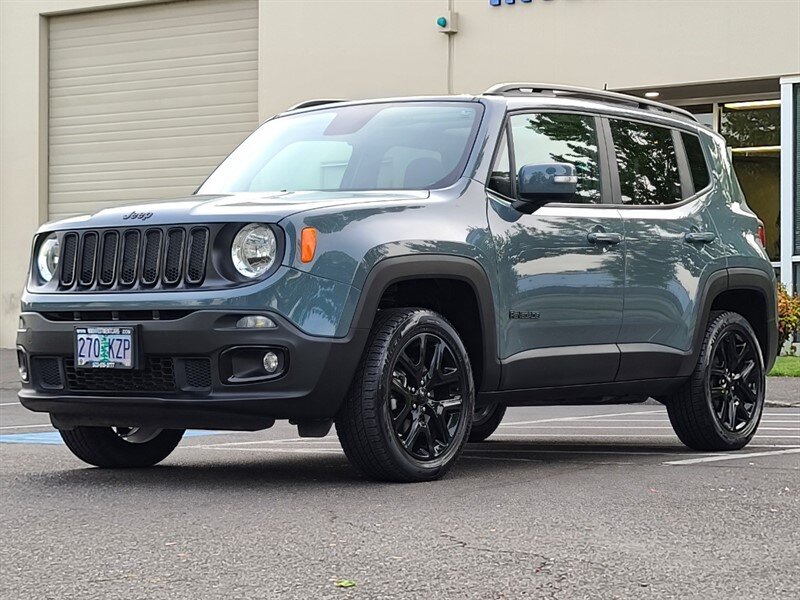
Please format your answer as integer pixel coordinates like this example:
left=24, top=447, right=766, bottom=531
left=48, top=0, right=258, bottom=221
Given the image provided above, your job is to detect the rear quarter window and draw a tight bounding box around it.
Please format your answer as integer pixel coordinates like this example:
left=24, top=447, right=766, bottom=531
left=681, top=132, right=711, bottom=192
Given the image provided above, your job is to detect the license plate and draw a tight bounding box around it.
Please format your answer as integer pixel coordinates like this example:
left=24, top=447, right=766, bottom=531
left=75, top=326, right=136, bottom=369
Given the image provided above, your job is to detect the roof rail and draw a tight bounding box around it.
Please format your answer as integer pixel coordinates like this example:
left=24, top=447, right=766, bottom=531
left=287, top=99, right=347, bottom=111
left=483, top=83, right=697, bottom=122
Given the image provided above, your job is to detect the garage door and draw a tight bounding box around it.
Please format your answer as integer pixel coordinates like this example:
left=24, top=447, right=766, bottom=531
left=48, top=0, right=258, bottom=221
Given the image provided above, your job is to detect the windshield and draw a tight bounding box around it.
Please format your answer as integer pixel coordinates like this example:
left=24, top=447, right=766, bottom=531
left=197, top=102, right=483, bottom=195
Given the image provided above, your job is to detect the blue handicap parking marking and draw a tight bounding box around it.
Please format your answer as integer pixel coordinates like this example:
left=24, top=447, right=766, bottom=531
left=0, top=430, right=224, bottom=445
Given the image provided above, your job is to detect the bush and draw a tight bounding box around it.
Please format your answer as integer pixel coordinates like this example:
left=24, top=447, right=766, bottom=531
left=777, top=283, right=800, bottom=355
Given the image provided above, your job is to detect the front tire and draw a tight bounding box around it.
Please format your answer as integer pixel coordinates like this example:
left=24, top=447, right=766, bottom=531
left=336, top=308, right=475, bottom=482
left=59, top=427, right=185, bottom=468
left=666, top=311, right=765, bottom=451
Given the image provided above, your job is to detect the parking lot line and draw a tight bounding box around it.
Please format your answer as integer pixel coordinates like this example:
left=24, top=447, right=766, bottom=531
left=192, top=445, right=343, bottom=455
left=498, top=425, right=799, bottom=431
left=497, top=409, right=662, bottom=427
left=494, top=433, right=800, bottom=439
left=0, top=424, right=53, bottom=430
left=664, top=448, right=800, bottom=466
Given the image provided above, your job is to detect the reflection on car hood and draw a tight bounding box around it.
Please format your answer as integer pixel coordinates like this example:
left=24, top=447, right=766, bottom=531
left=38, top=190, right=431, bottom=231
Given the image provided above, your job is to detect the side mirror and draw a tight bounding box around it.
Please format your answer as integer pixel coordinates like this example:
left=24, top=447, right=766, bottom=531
left=514, top=163, right=578, bottom=212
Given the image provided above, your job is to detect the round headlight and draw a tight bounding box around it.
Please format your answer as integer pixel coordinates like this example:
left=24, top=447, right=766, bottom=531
left=231, top=224, right=277, bottom=279
left=37, top=233, right=60, bottom=282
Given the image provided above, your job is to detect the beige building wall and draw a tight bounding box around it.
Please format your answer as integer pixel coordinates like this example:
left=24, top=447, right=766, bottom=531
left=451, top=0, right=800, bottom=92
left=2, top=0, right=799, bottom=348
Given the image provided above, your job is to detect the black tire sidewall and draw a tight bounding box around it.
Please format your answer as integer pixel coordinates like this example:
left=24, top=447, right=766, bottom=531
left=469, top=402, right=506, bottom=442
left=375, top=311, right=475, bottom=479
left=60, top=427, right=185, bottom=468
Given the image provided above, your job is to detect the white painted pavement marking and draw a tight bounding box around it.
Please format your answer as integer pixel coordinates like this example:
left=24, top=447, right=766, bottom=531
left=494, top=432, right=800, bottom=439
left=191, top=446, right=343, bottom=455
left=0, top=424, right=53, bottom=430
left=497, top=409, right=663, bottom=427
left=664, top=448, right=800, bottom=466
left=498, top=425, right=799, bottom=431
left=0, top=402, right=22, bottom=407
left=190, top=436, right=337, bottom=448
left=512, top=418, right=798, bottom=424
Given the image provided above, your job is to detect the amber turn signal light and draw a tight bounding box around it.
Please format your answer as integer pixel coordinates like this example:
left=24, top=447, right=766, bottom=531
left=300, top=227, right=317, bottom=263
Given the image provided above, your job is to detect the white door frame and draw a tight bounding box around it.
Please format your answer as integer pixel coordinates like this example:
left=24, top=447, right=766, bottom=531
left=780, top=76, right=799, bottom=293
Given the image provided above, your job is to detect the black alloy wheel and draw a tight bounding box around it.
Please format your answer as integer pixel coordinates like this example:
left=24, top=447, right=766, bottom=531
left=388, top=332, right=467, bottom=461
left=708, top=328, right=763, bottom=433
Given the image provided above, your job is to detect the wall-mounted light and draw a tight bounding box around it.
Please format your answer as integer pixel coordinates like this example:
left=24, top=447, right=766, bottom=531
left=723, top=100, right=781, bottom=110
left=436, top=11, right=458, bottom=34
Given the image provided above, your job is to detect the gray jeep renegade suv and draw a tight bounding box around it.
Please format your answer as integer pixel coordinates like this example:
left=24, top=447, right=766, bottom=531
left=17, top=83, right=778, bottom=482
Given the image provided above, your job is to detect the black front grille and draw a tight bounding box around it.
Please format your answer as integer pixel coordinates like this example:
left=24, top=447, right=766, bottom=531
left=163, top=229, right=185, bottom=284
left=186, top=228, right=208, bottom=284
left=98, top=231, right=119, bottom=286
left=141, top=229, right=162, bottom=286
left=119, top=230, right=140, bottom=286
left=55, top=226, right=209, bottom=291
left=64, top=357, right=177, bottom=393
left=79, top=232, right=98, bottom=286
left=60, top=233, right=78, bottom=286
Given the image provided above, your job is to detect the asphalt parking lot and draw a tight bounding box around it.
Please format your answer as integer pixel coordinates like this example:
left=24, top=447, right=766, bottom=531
left=1, top=387, right=798, bottom=600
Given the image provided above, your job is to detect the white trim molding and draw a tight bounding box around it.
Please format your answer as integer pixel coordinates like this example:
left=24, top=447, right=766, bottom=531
left=780, top=76, right=799, bottom=292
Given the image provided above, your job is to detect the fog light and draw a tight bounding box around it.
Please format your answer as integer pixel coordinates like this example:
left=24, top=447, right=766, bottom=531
left=236, top=315, right=276, bottom=329
left=263, top=351, right=279, bottom=373
left=17, top=349, right=29, bottom=383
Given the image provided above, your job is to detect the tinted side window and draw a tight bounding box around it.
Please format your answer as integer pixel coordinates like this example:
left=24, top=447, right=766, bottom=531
left=610, top=119, right=682, bottom=205
left=509, top=113, right=602, bottom=203
left=488, top=131, right=512, bottom=198
left=681, top=132, right=711, bottom=192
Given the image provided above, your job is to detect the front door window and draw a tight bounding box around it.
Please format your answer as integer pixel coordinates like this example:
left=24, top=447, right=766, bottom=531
left=509, top=112, right=602, bottom=204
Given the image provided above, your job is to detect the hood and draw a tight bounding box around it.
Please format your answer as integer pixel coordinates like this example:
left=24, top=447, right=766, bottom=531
left=39, top=190, right=431, bottom=232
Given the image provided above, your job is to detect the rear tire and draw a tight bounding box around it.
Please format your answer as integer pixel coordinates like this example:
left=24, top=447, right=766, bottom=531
left=336, top=308, right=474, bottom=482
left=666, top=311, right=765, bottom=451
left=468, top=403, right=506, bottom=442
left=59, top=427, right=184, bottom=468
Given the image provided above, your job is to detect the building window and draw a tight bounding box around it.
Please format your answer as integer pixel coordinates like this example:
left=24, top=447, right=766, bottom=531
left=720, top=100, right=782, bottom=261
left=685, top=104, right=714, bottom=129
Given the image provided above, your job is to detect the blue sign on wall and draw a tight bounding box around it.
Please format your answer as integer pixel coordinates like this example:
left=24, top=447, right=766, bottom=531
left=490, top=0, right=540, bottom=5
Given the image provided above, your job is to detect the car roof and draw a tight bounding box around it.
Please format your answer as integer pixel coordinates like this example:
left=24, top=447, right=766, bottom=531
left=281, top=83, right=714, bottom=136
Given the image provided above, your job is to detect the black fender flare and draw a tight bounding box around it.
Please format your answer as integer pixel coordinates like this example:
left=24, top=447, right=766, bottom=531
left=727, top=267, right=779, bottom=370
left=681, top=267, right=778, bottom=376
left=350, top=255, right=501, bottom=392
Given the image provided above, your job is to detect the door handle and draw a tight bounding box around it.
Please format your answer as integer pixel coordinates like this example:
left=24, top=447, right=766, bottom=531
left=684, top=231, right=716, bottom=244
left=587, top=232, right=623, bottom=245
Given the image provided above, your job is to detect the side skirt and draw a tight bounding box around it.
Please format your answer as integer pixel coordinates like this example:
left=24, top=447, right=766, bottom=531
left=477, top=377, right=685, bottom=407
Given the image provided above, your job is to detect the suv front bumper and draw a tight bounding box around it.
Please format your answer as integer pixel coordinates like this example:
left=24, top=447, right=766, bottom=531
left=16, top=310, right=368, bottom=430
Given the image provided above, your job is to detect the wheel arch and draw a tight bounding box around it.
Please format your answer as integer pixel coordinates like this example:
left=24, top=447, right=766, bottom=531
left=689, top=268, right=778, bottom=375
left=352, top=255, right=501, bottom=392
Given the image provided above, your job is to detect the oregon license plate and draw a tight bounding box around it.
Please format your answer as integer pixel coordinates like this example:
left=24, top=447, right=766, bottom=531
left=75, top=326, right=135, bottom=369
